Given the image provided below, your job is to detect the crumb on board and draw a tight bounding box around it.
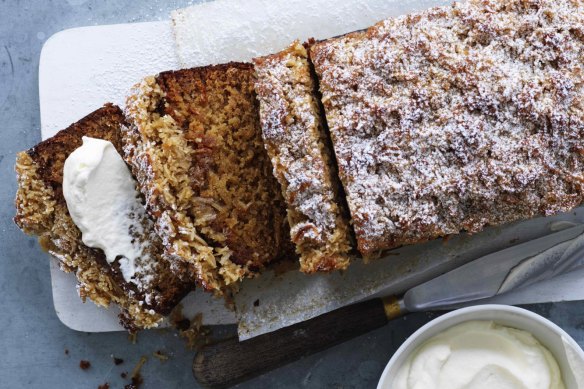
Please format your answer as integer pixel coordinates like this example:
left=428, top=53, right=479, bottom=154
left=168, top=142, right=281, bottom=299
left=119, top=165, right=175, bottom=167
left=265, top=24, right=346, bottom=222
left=97, top=384, right=109, bottom=389
left=121, top=372, right=128, bottom=379
left=174, top=318, right=191, bottom=332
left=79, top=360, right=91, bottom=370
left=152, top=350, right=169, bottom=362
left=64, top=349, right=69, bottom=355
left=112, top=355, right=124, bottom=365
left=178, top=313, right=211, bottom=349
left=169, top=304, right=211, bottom=349
left=122, top=355, right=147, bottom=389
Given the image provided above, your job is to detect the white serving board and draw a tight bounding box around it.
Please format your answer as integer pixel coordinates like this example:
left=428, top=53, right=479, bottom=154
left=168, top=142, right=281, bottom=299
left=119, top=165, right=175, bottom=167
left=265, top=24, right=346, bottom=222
left=39, top=21, right=237, bottom=331
left=171, top=0, right=454, bottom=67
left=39, top=1, right=584, bottom=333
left=38, top=0, right=453, bottom=332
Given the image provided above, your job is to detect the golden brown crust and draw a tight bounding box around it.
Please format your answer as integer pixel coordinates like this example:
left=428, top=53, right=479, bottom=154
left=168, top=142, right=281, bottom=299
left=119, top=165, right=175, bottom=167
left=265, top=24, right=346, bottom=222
left=123, top=63, right=290, bottom=293
left=253, top=41, right=353, bottom=273
left=311, top=0, right=584, bottom=257
left=14, top=104, right=193, bottom=330
left=24, top=104, right=125, bottom=206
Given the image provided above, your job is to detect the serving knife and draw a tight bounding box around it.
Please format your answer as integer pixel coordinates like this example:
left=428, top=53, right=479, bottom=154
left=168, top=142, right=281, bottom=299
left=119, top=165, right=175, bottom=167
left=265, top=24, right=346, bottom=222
left=193, top=224, right=584, bottom=388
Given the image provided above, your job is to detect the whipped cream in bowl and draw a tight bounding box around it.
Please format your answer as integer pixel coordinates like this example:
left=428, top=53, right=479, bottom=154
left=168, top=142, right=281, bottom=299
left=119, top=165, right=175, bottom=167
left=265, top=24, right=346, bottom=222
left=378, top=305, right=584, bottom=389
left=63, top=136, right=153, bottom=285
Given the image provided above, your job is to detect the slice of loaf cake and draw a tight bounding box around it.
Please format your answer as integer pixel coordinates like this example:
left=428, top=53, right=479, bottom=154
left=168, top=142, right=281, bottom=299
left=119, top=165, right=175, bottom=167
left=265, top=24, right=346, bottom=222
left=311, top=0, right=584, bottom=257
left=253, top=41, right=352, bottom=273
left=14, top=104, right=193, bottom=331
left=123, top=63, right=290, bottom=293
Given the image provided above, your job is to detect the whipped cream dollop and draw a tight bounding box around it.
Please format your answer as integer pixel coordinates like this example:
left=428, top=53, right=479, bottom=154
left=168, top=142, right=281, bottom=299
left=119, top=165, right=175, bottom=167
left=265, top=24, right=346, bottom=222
left=63, top=136, right=149, bottom=284
left=392, top=321, right=565, bottom=389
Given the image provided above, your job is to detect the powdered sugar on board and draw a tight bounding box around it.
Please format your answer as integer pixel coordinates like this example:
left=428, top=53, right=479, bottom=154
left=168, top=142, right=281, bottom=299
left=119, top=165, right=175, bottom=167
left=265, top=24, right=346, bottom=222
left=40, top=22, right=179, bottom=134
left=172, top=0, right=453, bottom=67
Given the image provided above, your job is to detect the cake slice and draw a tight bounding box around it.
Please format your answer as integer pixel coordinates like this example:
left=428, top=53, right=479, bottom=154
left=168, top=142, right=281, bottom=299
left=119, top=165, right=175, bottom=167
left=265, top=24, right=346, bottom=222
left=122, top=63, right=290, bottom=293
left=310, top=0, right=584, bottom=257
left=14, top=104, right=193, bottom=331
left=253, top=41, right=353, bottom=273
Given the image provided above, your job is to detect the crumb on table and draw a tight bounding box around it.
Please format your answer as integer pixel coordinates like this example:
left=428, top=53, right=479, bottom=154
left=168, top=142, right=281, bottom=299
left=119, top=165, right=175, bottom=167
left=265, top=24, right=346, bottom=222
left=79, top=360, right=91, bottom=370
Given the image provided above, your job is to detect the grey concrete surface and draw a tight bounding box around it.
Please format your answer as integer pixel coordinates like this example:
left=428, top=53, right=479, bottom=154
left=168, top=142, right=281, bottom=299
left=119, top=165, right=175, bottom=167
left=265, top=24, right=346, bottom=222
left=2, top=1, right=584, bottom=388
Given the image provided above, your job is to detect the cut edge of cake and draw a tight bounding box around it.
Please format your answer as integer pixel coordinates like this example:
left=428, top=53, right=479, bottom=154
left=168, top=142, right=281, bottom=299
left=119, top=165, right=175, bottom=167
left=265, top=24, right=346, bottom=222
left=14, top=104, right=193, bottom=331
left=122, top=63, right=291, bottom=293
left=253, top=40, right=353, bottom=273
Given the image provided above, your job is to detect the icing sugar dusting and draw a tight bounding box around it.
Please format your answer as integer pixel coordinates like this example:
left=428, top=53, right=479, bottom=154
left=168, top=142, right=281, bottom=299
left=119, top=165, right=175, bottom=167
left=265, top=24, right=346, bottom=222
left=171, top=0, right=453, bottom=67
left=312, top=0, right=584, bottom=254
left=255, top=46, right=337, bottom=242
left=254, top=42, right=352, bottom=271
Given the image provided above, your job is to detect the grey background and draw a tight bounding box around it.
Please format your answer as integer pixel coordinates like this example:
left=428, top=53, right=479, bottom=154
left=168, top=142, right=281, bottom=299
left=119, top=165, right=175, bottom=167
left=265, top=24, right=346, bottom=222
left=2, top=1, right=584, bottom=388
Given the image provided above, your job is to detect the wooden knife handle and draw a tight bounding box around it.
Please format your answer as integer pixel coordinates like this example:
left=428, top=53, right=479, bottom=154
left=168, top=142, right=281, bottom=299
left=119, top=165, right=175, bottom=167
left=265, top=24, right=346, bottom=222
left=193, top=297, right=404, bottom=388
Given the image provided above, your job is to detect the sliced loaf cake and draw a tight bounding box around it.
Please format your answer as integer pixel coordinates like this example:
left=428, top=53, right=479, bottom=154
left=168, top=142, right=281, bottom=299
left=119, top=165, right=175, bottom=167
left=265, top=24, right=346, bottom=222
left=310, top=0, right=584, bottom=257
left=254, top=41, right=353, bottom=272
left=122, top=64, right=290, bottom=293
left=14, top=104, right=193, bottom=331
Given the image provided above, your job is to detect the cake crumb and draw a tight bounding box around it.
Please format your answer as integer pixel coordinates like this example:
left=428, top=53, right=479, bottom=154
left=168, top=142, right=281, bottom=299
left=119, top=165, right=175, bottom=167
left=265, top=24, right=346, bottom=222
left=152, top=350, right=169, bottom=362
left=170, top=305, right=211, bottom=349
left=112, top=355, right=124, bottom=365
left=180, top=313, right=211, bottom=350
left=175, top=318, right=190, bottom=331
left=97, top=384, right=109, bottom=389
left=124, top=355, right=147, bottom=389
left=79, top=360, right=91, bottom=370
left=128, top=332, right=138, bottom=344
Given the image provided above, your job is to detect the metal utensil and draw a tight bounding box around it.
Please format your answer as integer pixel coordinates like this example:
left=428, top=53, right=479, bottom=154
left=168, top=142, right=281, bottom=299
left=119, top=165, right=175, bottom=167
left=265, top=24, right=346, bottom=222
left=193, top=224, right=584, bottom=388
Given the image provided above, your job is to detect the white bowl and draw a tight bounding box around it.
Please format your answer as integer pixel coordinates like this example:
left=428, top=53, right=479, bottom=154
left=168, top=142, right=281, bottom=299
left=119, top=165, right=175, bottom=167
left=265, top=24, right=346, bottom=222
left=377, top=304, right=584, bottom=389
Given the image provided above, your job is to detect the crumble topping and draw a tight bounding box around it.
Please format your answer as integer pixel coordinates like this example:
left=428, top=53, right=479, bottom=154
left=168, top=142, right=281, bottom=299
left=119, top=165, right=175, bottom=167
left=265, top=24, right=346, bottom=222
left=311, top=0, right=584, bottom=255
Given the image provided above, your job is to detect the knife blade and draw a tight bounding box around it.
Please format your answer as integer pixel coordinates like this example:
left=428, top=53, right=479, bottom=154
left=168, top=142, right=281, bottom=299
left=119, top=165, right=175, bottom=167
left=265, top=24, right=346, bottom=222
left=193, top=224, right=584, bottom=388
left=234, top=213, right=584, bottom=342
left=403, top=223, right=584, bottom=311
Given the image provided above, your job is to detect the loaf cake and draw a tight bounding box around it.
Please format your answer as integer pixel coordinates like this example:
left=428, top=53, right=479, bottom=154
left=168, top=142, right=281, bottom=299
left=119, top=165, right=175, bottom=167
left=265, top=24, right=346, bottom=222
left=254, top=41, right=352, bottom=273
left=123, top=63, right=290, bottom=293
left=14, top=104, right=193, bottom=331
left=310, top=0, right=584, bottom=257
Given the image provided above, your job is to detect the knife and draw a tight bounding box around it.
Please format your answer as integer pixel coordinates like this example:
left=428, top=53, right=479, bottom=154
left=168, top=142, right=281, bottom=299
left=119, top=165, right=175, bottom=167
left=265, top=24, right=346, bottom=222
left=193, top=224, right=584, bottom=388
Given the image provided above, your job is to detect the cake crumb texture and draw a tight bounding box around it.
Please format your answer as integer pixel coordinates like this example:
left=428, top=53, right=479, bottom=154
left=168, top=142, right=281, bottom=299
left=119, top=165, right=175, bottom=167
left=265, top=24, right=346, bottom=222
left=254, top=41, right=353, bottom=272
left=123, top=63, right=290, bottom=293
left=14, top=104, right=193, bottom=330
